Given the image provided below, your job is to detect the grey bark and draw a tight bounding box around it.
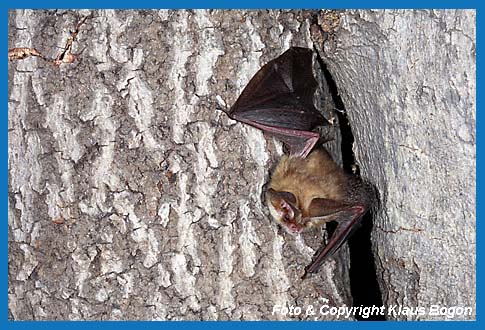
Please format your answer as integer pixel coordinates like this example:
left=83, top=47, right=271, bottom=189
left=8, top=9, right=476, bottom=321
left=8, top=9, right=349, bottom=320
left=311, top=10, right=476, bottom=320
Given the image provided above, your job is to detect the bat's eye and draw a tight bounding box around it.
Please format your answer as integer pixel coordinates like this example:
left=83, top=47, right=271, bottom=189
left=283, top=213, right=291, bottom=222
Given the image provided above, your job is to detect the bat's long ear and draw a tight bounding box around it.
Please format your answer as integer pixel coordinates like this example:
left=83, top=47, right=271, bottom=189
left=303, top=198, right=354, bottom=226
left=266, top=188, right=298, bottom=210
left=266, top=189, right=299, bottom=217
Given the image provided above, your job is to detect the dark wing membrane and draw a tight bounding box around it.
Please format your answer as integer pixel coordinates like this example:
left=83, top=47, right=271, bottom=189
left=233, top=104, right=320, bottom=131
left=228, top=47, right=325, bottom=132
left=276, top=47, right=320, bottom=114
left=302, top=204, right=367, bottom=278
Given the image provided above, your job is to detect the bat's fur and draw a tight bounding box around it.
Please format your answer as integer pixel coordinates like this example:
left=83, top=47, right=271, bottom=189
left=266, top=148, right=373, bottom=276
left=267, top=148, right=351, bottom=219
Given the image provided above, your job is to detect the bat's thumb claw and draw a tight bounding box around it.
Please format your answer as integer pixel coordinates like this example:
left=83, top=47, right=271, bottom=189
left=301, top=271, right=309, bottom=280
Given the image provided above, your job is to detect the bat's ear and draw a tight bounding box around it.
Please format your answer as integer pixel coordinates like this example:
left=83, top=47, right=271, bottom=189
left=266, top=188, right=297, bottom=206
left=307, top=198, right=352, bottom=217
left=303, top=198, right=366, bottom=229
left=266, top=188, right=299, bottom=219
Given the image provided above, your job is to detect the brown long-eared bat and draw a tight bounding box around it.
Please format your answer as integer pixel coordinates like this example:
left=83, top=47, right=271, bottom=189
left=266, top=148, right=373, bottom=278
left=222, top=47, right=373, bottom=278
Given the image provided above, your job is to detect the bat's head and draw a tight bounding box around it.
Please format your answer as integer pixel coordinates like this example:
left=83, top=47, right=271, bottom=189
left=265, top=188, right=303, bottom=234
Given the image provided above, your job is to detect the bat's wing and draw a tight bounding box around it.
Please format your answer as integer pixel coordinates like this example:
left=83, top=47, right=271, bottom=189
left=301, top=198, right=367, bottom=279
left=226, top=47, right=327, bottom=158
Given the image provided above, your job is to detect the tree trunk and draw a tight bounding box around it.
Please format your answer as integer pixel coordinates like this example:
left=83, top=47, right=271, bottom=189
left=8, top=9, right=350, bottom=320
left=8, top=9, right=475, bottom=321
left=311, top=9, right=476, bottom=320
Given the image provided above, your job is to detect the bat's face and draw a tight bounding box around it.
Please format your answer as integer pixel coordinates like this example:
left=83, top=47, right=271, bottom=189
left=266, top=188, right=304, bottom=234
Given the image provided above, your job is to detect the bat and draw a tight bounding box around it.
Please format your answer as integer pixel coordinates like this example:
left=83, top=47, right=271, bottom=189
left=265, top=148, right=373, bottom=278
left=221, top=47, right=372, bottom=277
left=223, top=47, right=328, bottom=158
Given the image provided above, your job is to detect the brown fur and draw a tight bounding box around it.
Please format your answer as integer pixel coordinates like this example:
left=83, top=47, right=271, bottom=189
left=266, top=148, right=372, bottom=275
left=268, top=149, right=350, bottom=218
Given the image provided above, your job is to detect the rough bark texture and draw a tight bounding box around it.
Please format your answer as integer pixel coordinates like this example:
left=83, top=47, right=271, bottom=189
left=311, top=10, right=476, bottom=320
left=8, top=9, right=349, bottom=321
left=8, top=9, right=476, bottom=321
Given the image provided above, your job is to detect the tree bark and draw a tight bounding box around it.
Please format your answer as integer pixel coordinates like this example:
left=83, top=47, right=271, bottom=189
left=8, top=9, right=476, bottom=321
left=311, top=9, right=476, bottom=320
left=8, top=9, right=350, bottom=320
